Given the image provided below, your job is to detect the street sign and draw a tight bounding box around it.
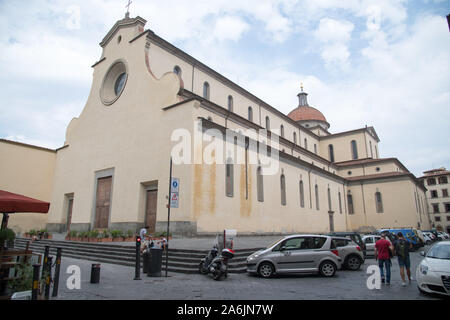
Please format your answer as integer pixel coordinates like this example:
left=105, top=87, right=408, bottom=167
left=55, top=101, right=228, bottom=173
left=171, top=178, right=179, bottom=193
left=170, top=192, right=179, bottom=208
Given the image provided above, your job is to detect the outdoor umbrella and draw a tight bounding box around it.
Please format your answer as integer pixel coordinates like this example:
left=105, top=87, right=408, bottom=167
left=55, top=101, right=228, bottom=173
left=0, top=190, right=50, bottom=230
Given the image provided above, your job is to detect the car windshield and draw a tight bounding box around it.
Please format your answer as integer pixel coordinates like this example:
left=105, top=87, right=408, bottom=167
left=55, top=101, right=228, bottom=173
left=427, top=244, right=450, bottom=260
left=266, top=237, right=285, bottom=249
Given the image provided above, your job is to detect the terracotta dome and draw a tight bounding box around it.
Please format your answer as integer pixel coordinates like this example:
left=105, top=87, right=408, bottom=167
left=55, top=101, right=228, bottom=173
left=288, top=105, right=327, bottom=122
left=287, top=87, right=330, bottom=130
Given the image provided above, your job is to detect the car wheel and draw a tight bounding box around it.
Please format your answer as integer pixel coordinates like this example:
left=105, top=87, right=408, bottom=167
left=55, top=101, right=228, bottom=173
left=258, top=262, right=275, bottom=278
left=319, top=261, right=337, bottom=277
left=345, top=255, right=362, bottom=271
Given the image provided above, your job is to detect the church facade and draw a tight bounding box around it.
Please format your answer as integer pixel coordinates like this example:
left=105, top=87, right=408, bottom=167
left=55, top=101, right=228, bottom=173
left=1, top=15, right=431, bottom=236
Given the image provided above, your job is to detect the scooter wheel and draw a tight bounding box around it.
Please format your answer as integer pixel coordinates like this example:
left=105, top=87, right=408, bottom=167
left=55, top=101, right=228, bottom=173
left=213, top=270, right=223, bottom=281
left=199, top=262, right=208, bottom=275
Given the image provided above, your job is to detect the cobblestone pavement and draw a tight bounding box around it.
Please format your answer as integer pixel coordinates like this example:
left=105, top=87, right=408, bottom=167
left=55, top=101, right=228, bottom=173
left=54, top=248, right=443, bottom=300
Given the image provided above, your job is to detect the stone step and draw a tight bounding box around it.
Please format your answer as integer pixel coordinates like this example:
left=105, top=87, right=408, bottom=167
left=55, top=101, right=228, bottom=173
left=15, top=239, right=253, bottom=263
left=15, top=238, right=259, bottom=256
left=14, top=241, right=249, bottom=274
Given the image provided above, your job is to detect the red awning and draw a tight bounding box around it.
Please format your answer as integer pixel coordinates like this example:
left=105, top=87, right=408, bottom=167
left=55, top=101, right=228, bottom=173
left=0, top=190, right=50, bottom=214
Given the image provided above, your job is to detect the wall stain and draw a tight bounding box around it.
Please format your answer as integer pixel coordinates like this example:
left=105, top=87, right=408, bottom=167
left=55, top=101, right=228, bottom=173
left=193, top=164, right=203, bottom=218
left=208, top=150, right=216, bottom=215
left=240, top=164, right=252, bottom=217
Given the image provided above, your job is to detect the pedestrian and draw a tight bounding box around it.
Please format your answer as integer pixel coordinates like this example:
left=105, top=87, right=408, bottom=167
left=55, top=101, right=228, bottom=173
left=394, top=232, right=413, bottom=286
left=375, top=232, right=394, bottom=285
left=139, top=226, right=149, bottom=241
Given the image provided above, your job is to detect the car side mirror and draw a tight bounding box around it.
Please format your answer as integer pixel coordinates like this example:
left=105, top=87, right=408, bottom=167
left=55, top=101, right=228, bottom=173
left=420, top=251, right=425, bottom=257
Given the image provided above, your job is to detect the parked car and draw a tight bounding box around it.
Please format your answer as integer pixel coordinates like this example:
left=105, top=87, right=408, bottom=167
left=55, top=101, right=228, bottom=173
left=246, top=235, right=342, bottom=278
left=362, top=235, right=382, bottom=257
left=378, top=228, right=422, bottom=250
left=331, top=237, right=365, bottom=271
left=437, top=232, right=449, bottom=240
left=422, top=233, right=433, bottom=245
left=416, top=240, right=450, bottom=296
left=327, top=232, right=366, bottom=258
left=423, top=232, right=436, bottom=242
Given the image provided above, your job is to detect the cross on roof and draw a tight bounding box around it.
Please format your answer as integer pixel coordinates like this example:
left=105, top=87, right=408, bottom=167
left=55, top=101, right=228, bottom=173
left=125, top=0, right=132, bottom=18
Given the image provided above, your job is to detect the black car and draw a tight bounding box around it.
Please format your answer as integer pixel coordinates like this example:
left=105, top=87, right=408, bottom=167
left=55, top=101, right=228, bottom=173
left=327, top=232, right=367, bottom=259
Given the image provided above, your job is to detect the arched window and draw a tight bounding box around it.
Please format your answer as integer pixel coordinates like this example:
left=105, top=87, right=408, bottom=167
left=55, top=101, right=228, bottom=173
left=299, top=180, right=305, bottom=208
left=227, top=95, right=233, bottom=112
left=280, top=125, right=284, bottom=138
left=173, top=65, right=181, bottom=76
left=375, top=145, right=379, bottom=159
left=314, top=144, right=317, bottom=154
left=328, top=144, right=335, bottom=163
left=293, top=132, right=297, bottom=145
left=351, top=140, right=358, bottom=160
left=257, top=167, right=264, bottom=202
left=315, top=184, right=320, bottom=210
left=347, top=194, right=354, bottom=214
left=304, top=138, right=308, bottom=150
left=265, top=116, right=270, bottom=130
left=338, top=191, right=342, bottom=214
left=369, top=141, right=373, bottom=158
left=280, top=174, right=286, bottom=206
left=203, top=82, right=210, bottom=99
left=248, top=107, right=253, bottom=122
left=375, top=191, right=383, bottom=213
left=225, top=158, right=234, bottom=197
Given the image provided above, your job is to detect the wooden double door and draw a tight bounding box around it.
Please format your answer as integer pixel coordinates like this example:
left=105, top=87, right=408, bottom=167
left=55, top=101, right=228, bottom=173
left=145, top=189, right=158, bottom=233
left=94, top=176, right=112, bottom=229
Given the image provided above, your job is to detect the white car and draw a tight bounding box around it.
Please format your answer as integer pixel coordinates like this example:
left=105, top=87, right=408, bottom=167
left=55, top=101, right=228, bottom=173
left=416, top=241, right=450, bottom=296
left=422, top=233, right=433, bottom=245
left=438, top=232, right=449, bottom=240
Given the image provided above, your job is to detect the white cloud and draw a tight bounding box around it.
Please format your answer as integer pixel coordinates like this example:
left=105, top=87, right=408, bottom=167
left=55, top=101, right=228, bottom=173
left=213, top=16, right=250, bottom=42
left=313, top=18, right=354, bottom=70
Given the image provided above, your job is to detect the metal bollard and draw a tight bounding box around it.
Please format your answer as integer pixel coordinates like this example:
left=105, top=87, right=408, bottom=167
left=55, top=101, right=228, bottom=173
left=52, top=248, right=62, bottom=297
left=134, top=236, right=141, bottom=280
left=44, top=256, right=53, bottom=300
left=31, top=264, right=40, bottom=300
left=90, top=264, right=101, bottom=284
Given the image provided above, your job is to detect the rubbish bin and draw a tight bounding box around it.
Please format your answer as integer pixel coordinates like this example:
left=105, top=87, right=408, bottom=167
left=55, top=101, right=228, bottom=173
left=142, top=251, right=150, bottom=274
left=90, top=264, right=101, bottom=284
left=147, top=248, right=162, bottom=277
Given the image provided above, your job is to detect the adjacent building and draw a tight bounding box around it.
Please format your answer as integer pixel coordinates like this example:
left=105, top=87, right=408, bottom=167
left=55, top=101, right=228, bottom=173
left=419, top=168, right=450, bottom=234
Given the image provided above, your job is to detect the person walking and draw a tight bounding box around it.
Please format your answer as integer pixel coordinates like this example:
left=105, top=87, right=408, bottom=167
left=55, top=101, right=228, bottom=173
left=375, top=232, right=394, bottom=285
left=139, top=226, right=149, bottom=241
left=394, top=232, right=413, bottom=286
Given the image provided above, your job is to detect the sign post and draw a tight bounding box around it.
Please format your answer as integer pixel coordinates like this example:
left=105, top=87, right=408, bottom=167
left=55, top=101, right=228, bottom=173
left=165, top=158, right=173, bottom=277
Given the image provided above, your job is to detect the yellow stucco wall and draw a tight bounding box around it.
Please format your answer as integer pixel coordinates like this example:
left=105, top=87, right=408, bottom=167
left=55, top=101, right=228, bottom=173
left=0, top=140, right=55, bottom=234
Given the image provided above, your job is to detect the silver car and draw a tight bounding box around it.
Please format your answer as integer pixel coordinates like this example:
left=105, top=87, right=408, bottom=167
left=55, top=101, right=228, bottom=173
left=246, top=235, right=342, bottom=278
left=362, top=235, right=381, bottom=257
left=332, top=237, right=365, bottom=271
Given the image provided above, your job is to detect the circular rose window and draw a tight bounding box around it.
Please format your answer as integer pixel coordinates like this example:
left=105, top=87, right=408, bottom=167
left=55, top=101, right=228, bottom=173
left=100, top=61, right=128, bottom=105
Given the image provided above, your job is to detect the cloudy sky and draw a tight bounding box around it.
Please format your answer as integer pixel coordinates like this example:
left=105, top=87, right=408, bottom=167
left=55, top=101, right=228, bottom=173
left=0, top=0, right=449, bottom=177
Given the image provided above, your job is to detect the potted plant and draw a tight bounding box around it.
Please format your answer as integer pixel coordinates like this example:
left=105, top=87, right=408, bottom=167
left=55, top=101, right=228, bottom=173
left=66, top=230, right=77, bottom=241
left=111, top=230, right=123, bottom=242
left=100, top=230, right=112, bottom=242
left=125, top=230, right=135, bottom=242
left=79, top=231, right=89, bottom=242
left=87, top=230, right=98, bottom=242
left=0, top=228, right=16, bottom=249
